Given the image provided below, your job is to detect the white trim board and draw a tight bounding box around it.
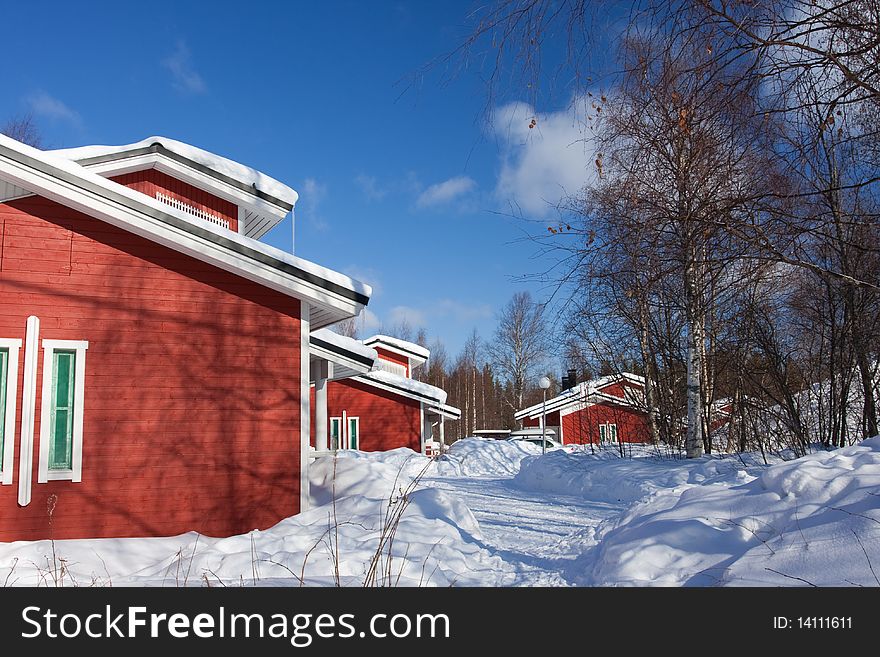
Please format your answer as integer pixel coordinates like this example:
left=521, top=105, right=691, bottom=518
left=0, top=338, right=22, bottom=485
left=299, top=303, right=310, bottom=513
left=18, top=316, right=40, bottom=506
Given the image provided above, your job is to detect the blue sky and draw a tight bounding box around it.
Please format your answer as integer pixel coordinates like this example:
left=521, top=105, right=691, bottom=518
left=0, top=0, right=598, bottom=357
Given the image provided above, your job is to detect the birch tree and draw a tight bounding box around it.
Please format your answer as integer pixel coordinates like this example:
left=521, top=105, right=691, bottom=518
left=489, top=292, right=549, bottom=414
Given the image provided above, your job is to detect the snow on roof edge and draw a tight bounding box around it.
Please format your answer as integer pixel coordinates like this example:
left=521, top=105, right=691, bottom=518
left=358, top=369, right=447, bottom=404
left=311, top=329, right=377, bottom=364
left=514, top=372, right=646, bottom=419
left=362, top=334, right=430, bottom=361
left=49, top=136, right=298, bottom=207
left=0, top=134, right=371, bottom=301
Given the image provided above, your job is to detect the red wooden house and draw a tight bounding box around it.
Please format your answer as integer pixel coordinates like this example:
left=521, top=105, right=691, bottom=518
left=515, top=373, right=651, bottom=445
left=310, top=334, right=461, bottom=455
left=0, top=135, right=374, bottom=541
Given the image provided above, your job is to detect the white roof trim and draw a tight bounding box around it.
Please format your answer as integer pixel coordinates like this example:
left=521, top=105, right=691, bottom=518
left=0, top=134, right=371, bottom=329
left=514, top=373, right=646, bottom=420
left=350, top=370, right=451, bottom=407
left=426, top=403, right=462, bottom=420
left=362, top=334, right=429, bottom=367
left=50, top=136, right=298, bottom=206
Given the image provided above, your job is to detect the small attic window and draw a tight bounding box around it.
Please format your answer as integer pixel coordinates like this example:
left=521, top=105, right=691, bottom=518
left=156, top=192, right=231, bottom=230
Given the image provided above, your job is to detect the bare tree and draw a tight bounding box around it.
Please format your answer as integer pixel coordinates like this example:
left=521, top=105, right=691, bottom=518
left=1, top=113, right=43, bottom=148
left=489, top=291, right=549, bottom=415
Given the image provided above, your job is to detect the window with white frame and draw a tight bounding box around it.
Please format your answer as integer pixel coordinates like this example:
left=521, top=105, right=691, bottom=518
left=599, top=422, right=618, bottom=444
left=38, top=340, right=88, bottom=483
left=0, top=339, right=22, bottom=485
left=330, top=417, right=342, bottom=451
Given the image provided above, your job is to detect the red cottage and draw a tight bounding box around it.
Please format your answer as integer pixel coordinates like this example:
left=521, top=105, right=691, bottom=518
left=0, top=135, right=373, bottom=541
left=515, top=373, right=651, bottom=445
left=310, top=334, right=461, bottom=455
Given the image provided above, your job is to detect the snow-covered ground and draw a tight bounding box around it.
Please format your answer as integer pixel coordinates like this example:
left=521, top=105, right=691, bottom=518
left=2, top=438, right=879, bottom=586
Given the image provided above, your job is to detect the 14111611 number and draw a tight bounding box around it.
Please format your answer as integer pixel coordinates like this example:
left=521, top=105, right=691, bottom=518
left=798, top=617, right=852, bottom=629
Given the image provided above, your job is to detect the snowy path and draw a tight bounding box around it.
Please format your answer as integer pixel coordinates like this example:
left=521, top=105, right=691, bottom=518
left=423, top=474, right=623, bottom=586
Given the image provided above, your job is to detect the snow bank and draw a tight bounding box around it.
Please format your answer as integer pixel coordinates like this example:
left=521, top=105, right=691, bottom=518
left=309, top=448, right=429, bottom=506
left=0, top=449, right=509, bottom=587
left=514, top=447, right=777, bottom=505
left=585, top=438, right=880, bottom=586
left=434, top=438, right=542, bottom=477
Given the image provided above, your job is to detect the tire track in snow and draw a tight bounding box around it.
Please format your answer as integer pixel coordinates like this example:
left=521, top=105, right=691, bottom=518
left=423, top=474, right=624, bottom=586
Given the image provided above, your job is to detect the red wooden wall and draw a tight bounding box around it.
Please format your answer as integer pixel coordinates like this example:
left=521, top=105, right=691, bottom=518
left=310, top=378, right=421, bottom=452
left=374, top=347, right=409, bottom=377
left=111, top=170, right=238, bottom=231
left=0, top=194, right=300, bottom=541
left=561, top=403, right=650, bottom=445
left=522, top=411, right=561, bottom=429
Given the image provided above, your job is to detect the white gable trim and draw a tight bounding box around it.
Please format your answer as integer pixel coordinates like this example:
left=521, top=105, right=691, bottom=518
left=0, top=136, right=370, bottom=329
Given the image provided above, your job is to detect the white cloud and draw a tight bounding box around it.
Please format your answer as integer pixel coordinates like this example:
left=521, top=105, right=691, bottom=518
left=299, top=177, right=328, bottom=231
left=387, top=305, right=429, bottom=329
left=26, top=91, right=81, bottom=125
left=416, top=175, right=477, bottom=209
left=163, top=40, right=207, bottom=95
left=354, top=174, right=387, bottom=201
left=492, top=97, right=595, bottom=218
left=433, top=298, right=493, bottom=323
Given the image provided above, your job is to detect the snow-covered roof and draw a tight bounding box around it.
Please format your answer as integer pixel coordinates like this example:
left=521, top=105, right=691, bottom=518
left=362, top=334, right=430, bottom=366
left=310, top=330, right=377, bottom=381
left=46, top=137, right=298, bottom=240
left=311, top=329, right=376, bottom=365
left=50, top=136, right=298, bottom=207
left=0, top=133, right=371, bottom=329
left=514, top=372, right=646, bottom=421
left=356, top=369, right=448, bottom=405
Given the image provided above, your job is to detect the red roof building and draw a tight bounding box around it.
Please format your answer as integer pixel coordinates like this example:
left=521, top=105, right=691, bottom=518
left=515, top=373, right=651, bottom=445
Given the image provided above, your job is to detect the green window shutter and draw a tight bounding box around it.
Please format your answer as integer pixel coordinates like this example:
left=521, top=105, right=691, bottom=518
left=49, top=350, right=76, bottom=471
left=348, top=418, right=358, bottom=450
left=599, top=424, right=607, bottom=442
left=0, top=349, right=7, bottom=471
left=330, top=418, right=341, bottom=450
left=610, top=424, right=618, bottom=442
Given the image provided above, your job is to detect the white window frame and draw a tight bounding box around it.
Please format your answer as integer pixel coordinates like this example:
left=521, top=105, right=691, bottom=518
left=599, top=422, right=619, bottom=444
left=0, top=338, right=22, bottom=485
left=329, top=416, right=342, bottom=451
left=38, top=339, right=88, bottom=483
left=347, top=416, right=360, bottom=450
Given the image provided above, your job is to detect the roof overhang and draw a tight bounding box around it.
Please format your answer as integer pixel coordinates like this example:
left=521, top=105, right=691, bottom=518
left=350, top=372, right=447, bottom=407
left=309, top=332, right=377, bottom=382
left=425, top=403, right=462, bottom=421
left=57, top=143, right=289, bottom=240
left=361, top=335, right=429, bottom=368
left=0, top=135, right=370, bottom=329
left=514, top=375, right=647, bottom=421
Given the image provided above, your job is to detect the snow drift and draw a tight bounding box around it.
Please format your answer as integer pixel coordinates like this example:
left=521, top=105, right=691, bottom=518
left=584, top=438, right=880, bottom=586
